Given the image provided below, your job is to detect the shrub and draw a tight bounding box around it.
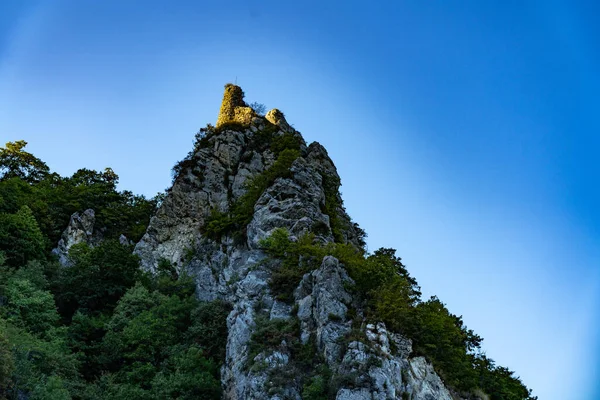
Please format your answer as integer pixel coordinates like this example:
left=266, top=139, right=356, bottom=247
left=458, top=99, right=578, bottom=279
left=246, top=315, right=300, bottom=368
left=320, top=173, right=344, bottom=243
left=186, top=300, right=231, bottom=363
left=256, top=229, right=537, bottom=398
left=302, top=375, right=328, bottom=400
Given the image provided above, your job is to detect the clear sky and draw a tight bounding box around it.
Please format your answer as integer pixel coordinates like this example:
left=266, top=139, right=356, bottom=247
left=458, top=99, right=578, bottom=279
left=1, top=1, right=599, bottom=398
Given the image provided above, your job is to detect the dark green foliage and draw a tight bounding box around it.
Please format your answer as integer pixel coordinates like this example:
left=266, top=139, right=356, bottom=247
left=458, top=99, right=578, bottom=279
left=185, top=300, right=231, bottom=363
left=67, top=311, right=110, bottom=381
left=258, top=229, right=536, bottom=399
left=55, top=240, right=141, bottom=318
left=474, top=355, right=536, bottom=400
left=245, top=120, right=279, bottom=154
left=215, top=121, right=249, bottom=134
left=0, top=322, right=14, bottom=397
left=98, top=190, right=159, bottom=243
left=202, top=207, right=234, bottom=241
left=320, top=173, right=345, bottom=242
left=0, top=141, right=228, bottom=399
left=0, top=206, right=45, bottom=267
left=247, top=315, right=301, bottom=367
left=260, top=230, right=326, bottom=302
left=101, top=284, right=195, bottom=373
left=356, top=248, right=420, bottom=299
left=244, top=123, right=302, bottom=158
left=0, top=160, right=158, bottom=249
left=270, top=132, right=303, bottom=156
left=408, top=298, right=481, bottom=391
left=149, top=346, right=221, bottom=400
left=1, top=317, right=81, bottom=399
left=139, top=258, right=197, bottom=299
left=0, top=142, right=158, bottom=250
left=302, top=375, right=328, bottom=400
left=3, top=277, right=59, bottom=338
left=97, top=282, right=224, bottom=399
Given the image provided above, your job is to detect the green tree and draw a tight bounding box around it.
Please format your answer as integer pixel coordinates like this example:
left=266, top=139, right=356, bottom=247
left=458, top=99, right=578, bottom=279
left=30, top=376, right=72, bottom=400
left=0, top=205, right=45, bottom=267
left=0, top=141, right=49, bottom=183
left=185, top=301, right=231, bottom=362
left=56, top=241, right=141, bottom=318
left=2, top=318, right=80, bottom=398
left=355, top=248, right=420, bottom=299
left=0, top=327, right=14, bottom=398
left=408, top=297, right=482, bottom=391
left=100, top=284, right=194, bottom=377
left=4, top=278, right=60, bottom=338
left=150, top=346, right=221, bottom=400
left=67, top=311, right=110, bottom=381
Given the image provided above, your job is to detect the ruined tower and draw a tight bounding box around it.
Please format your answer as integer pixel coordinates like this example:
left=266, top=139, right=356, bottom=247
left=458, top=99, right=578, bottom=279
left=216, top=83, right=255, bottom=127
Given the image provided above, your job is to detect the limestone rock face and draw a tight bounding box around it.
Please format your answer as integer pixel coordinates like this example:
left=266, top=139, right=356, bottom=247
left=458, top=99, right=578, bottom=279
left=52, top=209, right=102, bottom=266
left=246, top=156, right=333, bottom=249
left=265, top=108, right=291, bottom=133
left=295, top=256, right=352, bottom=363
left=134, top=89, right=459, bottom=399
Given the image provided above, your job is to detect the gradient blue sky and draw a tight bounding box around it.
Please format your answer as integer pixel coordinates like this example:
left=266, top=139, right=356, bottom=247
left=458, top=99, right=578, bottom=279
left=1, top=1, right=599, bottom=398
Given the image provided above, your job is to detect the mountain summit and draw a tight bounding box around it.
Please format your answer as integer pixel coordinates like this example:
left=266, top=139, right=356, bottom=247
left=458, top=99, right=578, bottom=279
left=0, top=84, right=534, bottom=399
left=129, top=84, right=534, bottom=400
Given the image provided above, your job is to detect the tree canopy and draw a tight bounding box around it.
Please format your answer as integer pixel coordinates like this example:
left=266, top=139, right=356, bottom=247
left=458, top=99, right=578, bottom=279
left=0, top=141, right=50, bottom=183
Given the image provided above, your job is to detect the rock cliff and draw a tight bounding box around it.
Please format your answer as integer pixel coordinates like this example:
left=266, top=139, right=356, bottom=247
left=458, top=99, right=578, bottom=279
left=52, top=208, right=103, bottom=265
left=133, top=84, right=459, bottom=399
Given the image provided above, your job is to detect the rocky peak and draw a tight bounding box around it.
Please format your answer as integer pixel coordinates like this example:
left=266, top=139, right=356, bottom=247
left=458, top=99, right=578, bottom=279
left=132, top=85, right=461, bottom=399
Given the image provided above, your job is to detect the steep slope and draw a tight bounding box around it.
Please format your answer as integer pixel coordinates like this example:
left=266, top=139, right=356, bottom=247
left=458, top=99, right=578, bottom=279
left=133, top=85, right=516, bottom=400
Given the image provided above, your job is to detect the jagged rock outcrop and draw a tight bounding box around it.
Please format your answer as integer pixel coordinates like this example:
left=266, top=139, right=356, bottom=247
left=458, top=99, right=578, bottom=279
left=247, top=156, right=334, bottom=249
left=133, top=86, right=460, bottom=399
left=52, top=209, right=102, bottom=265
left=295, top=256, right=352, bottom=363
left=265, top=109, right=291, bottom=133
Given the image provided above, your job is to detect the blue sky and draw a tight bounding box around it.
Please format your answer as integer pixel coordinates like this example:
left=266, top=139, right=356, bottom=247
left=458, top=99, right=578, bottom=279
left=1, top=1, right=599, bottom=398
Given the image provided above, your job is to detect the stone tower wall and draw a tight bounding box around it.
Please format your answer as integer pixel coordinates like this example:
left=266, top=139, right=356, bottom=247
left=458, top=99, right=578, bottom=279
left=216, top=83, right=255, bottom=127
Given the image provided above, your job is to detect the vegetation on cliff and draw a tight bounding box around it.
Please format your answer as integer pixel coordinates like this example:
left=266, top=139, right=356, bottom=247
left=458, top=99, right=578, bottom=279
left=0, top=132, right=535, bottom=400
left=260, top=228, right=537, bottom=399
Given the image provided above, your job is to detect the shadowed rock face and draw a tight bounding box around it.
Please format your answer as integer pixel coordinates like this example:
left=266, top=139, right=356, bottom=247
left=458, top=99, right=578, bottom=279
left=132, top=87, right=460, bottom=400
left=52, top=209, right=102, bottom=266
